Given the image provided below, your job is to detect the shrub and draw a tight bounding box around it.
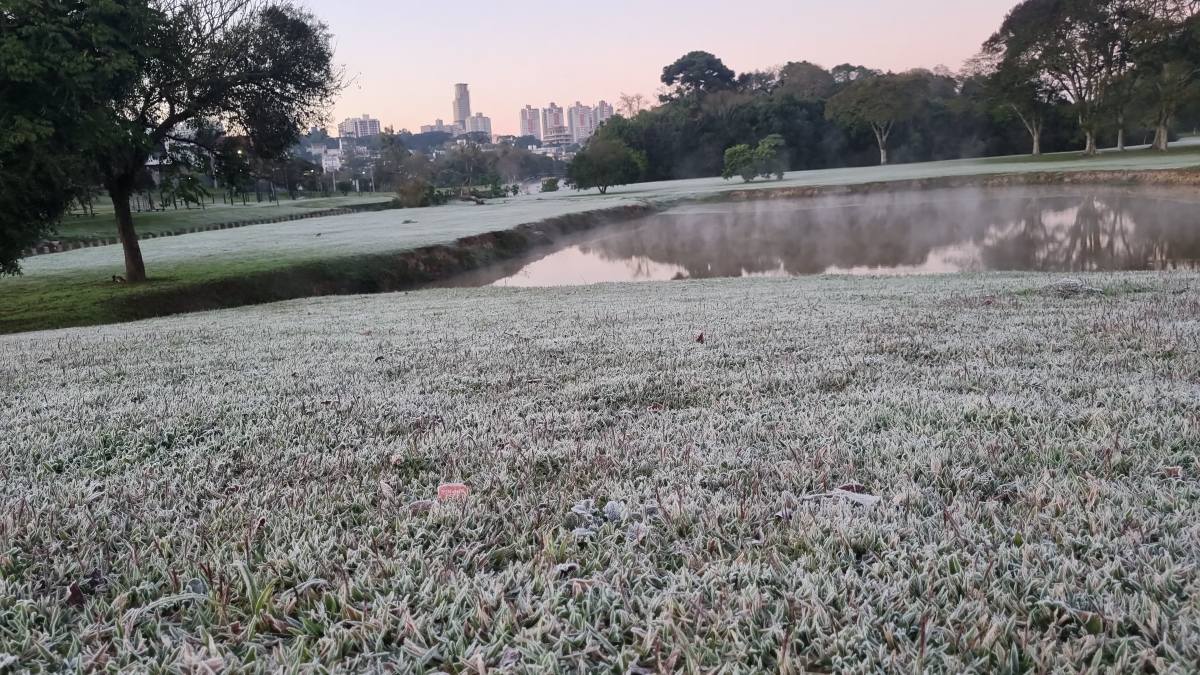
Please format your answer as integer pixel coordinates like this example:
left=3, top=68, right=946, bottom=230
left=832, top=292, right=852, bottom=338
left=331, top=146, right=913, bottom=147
left=722, top=145, right=757, bottom=182
left=566, top=138, right=645, bottom=194
left=755, top=134, right=787, bottom=181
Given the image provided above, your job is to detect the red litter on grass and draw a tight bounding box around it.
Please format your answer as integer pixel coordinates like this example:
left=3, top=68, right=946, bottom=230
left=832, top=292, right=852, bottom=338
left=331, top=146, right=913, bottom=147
left=437, top=483, right=470, bottom=501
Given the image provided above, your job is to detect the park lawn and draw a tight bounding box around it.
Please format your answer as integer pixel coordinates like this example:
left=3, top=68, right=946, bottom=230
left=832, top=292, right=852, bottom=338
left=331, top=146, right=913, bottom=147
left=50, top=193, right=396, bottom=242
left=4, top=143, right=1200, bottom=334
left=1, top=272, right=1198, bottom=671
left=0, top=258, right=304, bottom=333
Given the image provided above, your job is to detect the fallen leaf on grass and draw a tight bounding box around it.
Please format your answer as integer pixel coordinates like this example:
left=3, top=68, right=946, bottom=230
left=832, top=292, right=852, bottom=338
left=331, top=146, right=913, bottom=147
left=66, top=582, right=85, bottom=608
left=408, top=499, right=436, bottom=513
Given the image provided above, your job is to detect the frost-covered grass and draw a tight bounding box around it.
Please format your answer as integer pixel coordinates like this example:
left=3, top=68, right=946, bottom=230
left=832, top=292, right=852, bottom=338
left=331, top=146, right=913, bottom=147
left=17, top=143, right=1200, bottom=279
left=3, top=272, right=1199, bottom=672
left=4, top=144, right=1200, bottom=334
left=51, top=193, right=395, bottom=242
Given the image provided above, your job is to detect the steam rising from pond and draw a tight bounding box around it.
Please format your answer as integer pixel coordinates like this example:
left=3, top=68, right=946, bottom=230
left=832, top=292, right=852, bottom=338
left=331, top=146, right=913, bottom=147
left=442, top=187, right=1200, bottom=287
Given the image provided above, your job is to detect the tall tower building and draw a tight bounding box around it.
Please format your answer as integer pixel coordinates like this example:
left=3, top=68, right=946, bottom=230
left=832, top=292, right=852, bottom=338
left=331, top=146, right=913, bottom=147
left=541, top=103, right=571, bottom=145
left=519, top=105, right=542, bottom=140
left=542, top=103, right=564, bottom=132
left=453, top=83, right=471, bottom=125
left=567, top=102, right=596, bottom=143
left=595, top=100, right=614, bottom=126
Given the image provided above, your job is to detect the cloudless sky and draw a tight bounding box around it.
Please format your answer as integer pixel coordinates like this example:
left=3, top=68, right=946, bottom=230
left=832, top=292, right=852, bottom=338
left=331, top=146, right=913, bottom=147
left=305, top=0, right=1018, bottom=136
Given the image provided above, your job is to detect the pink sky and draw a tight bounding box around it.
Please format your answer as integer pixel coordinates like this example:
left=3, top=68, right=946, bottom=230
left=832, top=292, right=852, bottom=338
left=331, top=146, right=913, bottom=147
left=306, top=0, right=1018, bottom=136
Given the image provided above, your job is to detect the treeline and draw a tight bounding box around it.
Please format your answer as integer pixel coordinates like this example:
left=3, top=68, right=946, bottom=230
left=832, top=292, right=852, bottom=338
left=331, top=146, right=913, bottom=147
left=340, top=134, right=562, bottom=206
left=589, top=0, right=1200, bottom=181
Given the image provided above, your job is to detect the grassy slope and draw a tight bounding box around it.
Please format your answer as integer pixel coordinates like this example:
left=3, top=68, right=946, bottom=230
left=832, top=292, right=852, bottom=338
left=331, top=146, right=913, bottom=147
left=2, top=273, right=1198, bottom=671
left=51, top=193, right=395, bottom=242
left=4, top=143, right=1200, bottom=333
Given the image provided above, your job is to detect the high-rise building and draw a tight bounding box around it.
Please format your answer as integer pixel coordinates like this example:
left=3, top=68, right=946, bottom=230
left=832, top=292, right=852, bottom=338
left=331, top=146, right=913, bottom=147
left=595, top=100, right=614, bottom=126
left=542, top=103, right=564, bottom=134
left=337, top=115, right=382, bottom=138
left=542, top=126, right=572, bottom=146
left=519, top=105, right=542, bottom=140
left=465, top=113, right=492, bottom=137
left=567, top=102, right=595, bottom=143
left=420, top=119, right=457, bottom=135
left=453, top=83, right=472, bottom=125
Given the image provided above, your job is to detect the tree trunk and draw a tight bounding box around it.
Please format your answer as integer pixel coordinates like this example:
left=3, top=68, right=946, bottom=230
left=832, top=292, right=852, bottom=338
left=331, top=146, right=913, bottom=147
left=1083, top=130, right=1098, bottom=156
left=873, top=125, right=890, bottom=166
left=1016, top=109, right=1042, bottom=157
left=1116, top=115, right=1126, bottom=152
left=109, top=179, right=147, bottom=282
left=1153, top=108, right=1171, bottom=151
left=1153, top=124, right=1170, bottom=151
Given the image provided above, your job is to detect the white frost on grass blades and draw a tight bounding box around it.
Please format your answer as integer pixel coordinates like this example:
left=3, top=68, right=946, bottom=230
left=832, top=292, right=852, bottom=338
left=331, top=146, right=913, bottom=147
left=2, top=272, right=1200, bottom=672
left=17, top=198, right=642, bottom=275
left=12, top=143, right=1200, bottom=279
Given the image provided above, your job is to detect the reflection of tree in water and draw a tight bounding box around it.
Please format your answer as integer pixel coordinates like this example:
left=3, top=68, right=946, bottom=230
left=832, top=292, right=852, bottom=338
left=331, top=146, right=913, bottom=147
left=982, top=193, right=1200, bottom=271
left=580, top=189, right=1200, bottom=276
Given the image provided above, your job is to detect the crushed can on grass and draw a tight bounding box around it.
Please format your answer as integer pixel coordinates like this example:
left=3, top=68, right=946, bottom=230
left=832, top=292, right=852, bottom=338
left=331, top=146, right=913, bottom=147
left=437, top=483, right=470, bottom=501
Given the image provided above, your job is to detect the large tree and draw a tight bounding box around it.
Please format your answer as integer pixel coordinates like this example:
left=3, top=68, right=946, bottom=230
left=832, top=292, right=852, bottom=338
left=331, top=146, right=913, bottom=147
left=0, top=0, right=142, bottom=275
left=566, top=138, right=645, bottom=194
left=826, top=74, right=921, bottom=165
left=988, top=0, right=1122, bottom=156
left=1104, top=0, right=1159, bottom=151
left=777, top=61, right=836, bottom=100
left=1134, top=0, right=1200, bottom=150
left=972, top=48, right=1060, bottom=155
left=660, top=51, right=736, bottom=99
left=98, top=0, right=340, bottom=282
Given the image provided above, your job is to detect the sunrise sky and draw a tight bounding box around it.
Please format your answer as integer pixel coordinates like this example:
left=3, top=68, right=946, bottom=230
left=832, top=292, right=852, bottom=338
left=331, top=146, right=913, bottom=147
left=305, top=0, right=1018, bottom=136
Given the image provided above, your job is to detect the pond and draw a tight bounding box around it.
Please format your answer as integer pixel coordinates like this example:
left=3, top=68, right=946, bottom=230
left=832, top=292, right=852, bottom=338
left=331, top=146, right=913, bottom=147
left=445, top=187, right=1200, bottom=287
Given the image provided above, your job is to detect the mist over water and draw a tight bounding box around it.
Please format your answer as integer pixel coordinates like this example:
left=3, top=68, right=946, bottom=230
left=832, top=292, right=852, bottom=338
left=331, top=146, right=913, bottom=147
left=447, top=187, right=1200, bottom=287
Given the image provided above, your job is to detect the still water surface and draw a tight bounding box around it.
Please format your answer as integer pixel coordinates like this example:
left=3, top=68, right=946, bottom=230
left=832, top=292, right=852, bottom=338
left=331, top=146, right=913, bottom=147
left=449, top=187, right=1200, bottom=287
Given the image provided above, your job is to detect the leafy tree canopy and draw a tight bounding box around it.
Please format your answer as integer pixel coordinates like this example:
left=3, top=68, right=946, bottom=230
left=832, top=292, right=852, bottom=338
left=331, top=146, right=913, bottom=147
left=9, top=0, right=342, bottom=282
left=778, top=61, right=836, bottom=100
left=721, top=144, right=757, bottom=182
left=661, top=51, right=737, bottom=98
left=566, top=138, right=645, bottom=194
left=0, top=0, right=146, bottom=274
left=826, top=74, right=924, bottom=164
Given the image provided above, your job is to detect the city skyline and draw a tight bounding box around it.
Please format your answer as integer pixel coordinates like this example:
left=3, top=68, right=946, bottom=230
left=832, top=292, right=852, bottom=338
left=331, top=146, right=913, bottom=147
left=306, top=0, right=1017, bottom=135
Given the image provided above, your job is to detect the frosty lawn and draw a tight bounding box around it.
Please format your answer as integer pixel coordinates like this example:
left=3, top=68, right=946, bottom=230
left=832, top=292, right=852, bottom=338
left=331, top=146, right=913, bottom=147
left=48, top=193, right=395, bottom=244
left=18, top=142, right=1200, bottom=278
left=4, top=143, right=1200, bottom=333
left=2, top=272, right=1198, bottom=671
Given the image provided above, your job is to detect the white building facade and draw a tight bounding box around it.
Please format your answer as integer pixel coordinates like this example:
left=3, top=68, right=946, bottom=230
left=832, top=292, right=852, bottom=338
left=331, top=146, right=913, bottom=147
left=595, top=100, right=614, bottom=126
left=567, top=102, right=595, bottom=143
left=465, top=112, right=493, bottom=137
left=519, top=105, right=542, bottom=140
left=337, top=115, right=381, bottom=138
